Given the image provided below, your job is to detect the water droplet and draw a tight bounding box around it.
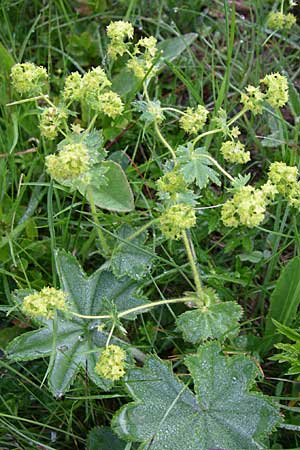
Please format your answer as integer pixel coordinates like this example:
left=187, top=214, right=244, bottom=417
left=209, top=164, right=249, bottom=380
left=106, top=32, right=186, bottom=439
left=50, top=431, right=57, bottom=442
left=78, top=335, right=85, bottom=342
left=173, top=7, right=178, bottom=13
left=58, top=344, right=68, bottom=352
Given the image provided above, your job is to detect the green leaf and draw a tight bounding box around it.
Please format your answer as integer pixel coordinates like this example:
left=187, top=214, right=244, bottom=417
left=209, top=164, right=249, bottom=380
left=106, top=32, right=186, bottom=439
left=82, top=161, right=134, bottom=212
left=113, top=342, right=280, bottom=450
left=112, top=68, right=140, bottom=97
left=87, top=426, right=124, bottom=450
left=0, top=42, right=14, bottom=105
left=7, top=250, right=147, bottom=396
left=261, top=116, right=282, bottom=148
left=157, top=33, right=198, bottom=64
left=0, top=326, right=24, bottom=350
left=56, top=131, right=134, bottom=212
left=269, top=320, right=300, bottom=375
left=112, top=33, right=198, bottom=97
left=111, top=224, right=153, bottom=280
left=263, top=257, right=300, bottom=352
left=177, top=144, right=221, bottom=189
left=176, top=301, right=242, bottom=343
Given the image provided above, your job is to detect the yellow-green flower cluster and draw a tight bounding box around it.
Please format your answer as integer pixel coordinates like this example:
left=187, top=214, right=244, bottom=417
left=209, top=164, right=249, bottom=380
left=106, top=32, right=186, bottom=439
left=22, top=287, right=67, bottom=319
left=10, top=62, right=48, bottom=96
left=94, top=344, right=126, bottom=381
left=107, top=20, right=134, bottom=59
left=179, top=105, right=209, bottom=135
left=63, top=67, right=123, bottom=117
left=268, top=161, right=298, bottom=196
left=240, top=85, right=265, bottom=115
left=261, top=73, right=289, bottom=108
left=241, top=73, right=289, bottom=113
left=267, top=11, right=296, bottom=30
left=159, top=204, right=196, bottom=240
left=63, top=72, right=82, bottom=101
left=98, top=91, right=124, bottom=118
left=220, top=140, right=250, bottom=164
left=157, top=171, right=187, bottom=194
left=127, top=36, right=158, bottom=80
left=46, top=143, right=89, bottom=181
left=221, top=185, right=273, bottom=228
left=39, top=107, right=67, bottom=140
left=268, top=161, right=300, bottom=207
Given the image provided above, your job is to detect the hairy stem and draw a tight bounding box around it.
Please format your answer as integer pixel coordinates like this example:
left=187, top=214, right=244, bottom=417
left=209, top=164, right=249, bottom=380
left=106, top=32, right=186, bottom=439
left=182, top=230, right=203, bottom=299
left=70, top=296, right=195, bottom=320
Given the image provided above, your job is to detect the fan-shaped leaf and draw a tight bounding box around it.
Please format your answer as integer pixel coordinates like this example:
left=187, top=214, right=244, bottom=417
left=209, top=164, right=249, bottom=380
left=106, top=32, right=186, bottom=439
left=176, top=301, right=242, bottom=343
left=7, top=250, right=147, bottom=396
left=113, top=342, right=280, bottom=450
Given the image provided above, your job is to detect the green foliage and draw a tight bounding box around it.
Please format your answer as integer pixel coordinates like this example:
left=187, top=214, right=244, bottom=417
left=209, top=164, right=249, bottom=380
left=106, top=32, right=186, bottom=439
left=1, top=1, right=300, bottom=447
left=176, top=301, right=242, bottom=343
left=7, top=250, right=147, bottom=396
left=176, top=144, right=221, bottom=189
left=111, top=224, right=153, bottom=280
left=87, top=426, right=124, bottom=450
left=263, top=257, right=300, bottom=352
left=113, top=342, right=280, bottom=450
left=83, top=161, right=134, bottom=212
left=270, top=320, right=300, bottom=375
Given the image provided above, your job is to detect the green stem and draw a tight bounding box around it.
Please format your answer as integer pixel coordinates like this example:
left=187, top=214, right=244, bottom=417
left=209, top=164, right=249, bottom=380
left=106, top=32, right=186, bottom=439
left=192, top=128, right=223, bottom=147
left=154, top=121, right=177, bottom=161
left=70, top=296, right=194, bottom=320
left=200, top=154, right=235, bottom=182
left=6, top=94, right=49, bottom=107
left=106, top=323, right=115, bottom=346
left=162, top=106, right=185, bottom=115
left=227, top=108, right=247, bottom=127
left=143, top=82, right=177, bottom=161
left=86, top=188, right=110, bottom=256
left=86, top=113, right=98, bottom=132
left=182, top=230, right=203, bottom=299
left=125, top=218, right=158, bottom=242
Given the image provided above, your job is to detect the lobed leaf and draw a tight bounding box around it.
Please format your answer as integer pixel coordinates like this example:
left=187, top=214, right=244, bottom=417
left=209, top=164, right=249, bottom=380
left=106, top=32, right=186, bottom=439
left=113, top=342, right=280, bottom=450
left=111, top=224, right=153, bottom=280
left=176, top=301, right=242, bottom=343
left=7, top=250, right=147, bottom=396
left=177, top=144, right=221, bottom=189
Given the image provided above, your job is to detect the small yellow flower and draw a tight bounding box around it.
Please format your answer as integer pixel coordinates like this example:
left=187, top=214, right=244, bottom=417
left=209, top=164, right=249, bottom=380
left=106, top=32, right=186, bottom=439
left=106, top=20, right=134, bottom=41
left=11, top=62, right=48, bottom=96
left=268, top=161, right=298, bottom=195
left=95, top=344, right=126, bottom=381
left=240, top=85, right=265, bottom=115
left=159, top=204, right=196, bottom=240
left=107, top=21, right=134, bottom=59
left=261, top=73, right=289, bottom=108
left=220, top=140, right=250, bottom=164
left=179, top=105, right=209, bottom=135
left=127, top=58, right=146, bottom=79
left=221, top=186, right=270, bottom=228
left=260, top=180, right=278, bottom=202
left=157, top=171, right=187, bottom=194
left=46, top=143, right=89, bottom=181
left=135, top=36, right=157, bottom=58
left=99, top=91, right=124, bottom=118
left=63, top=72, right=82, bottom=102
left=22, top=287, right=67, bottom=319
left=39, top=107, right=67, bottom=140
left=267, top=11, right=296, bottom=30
